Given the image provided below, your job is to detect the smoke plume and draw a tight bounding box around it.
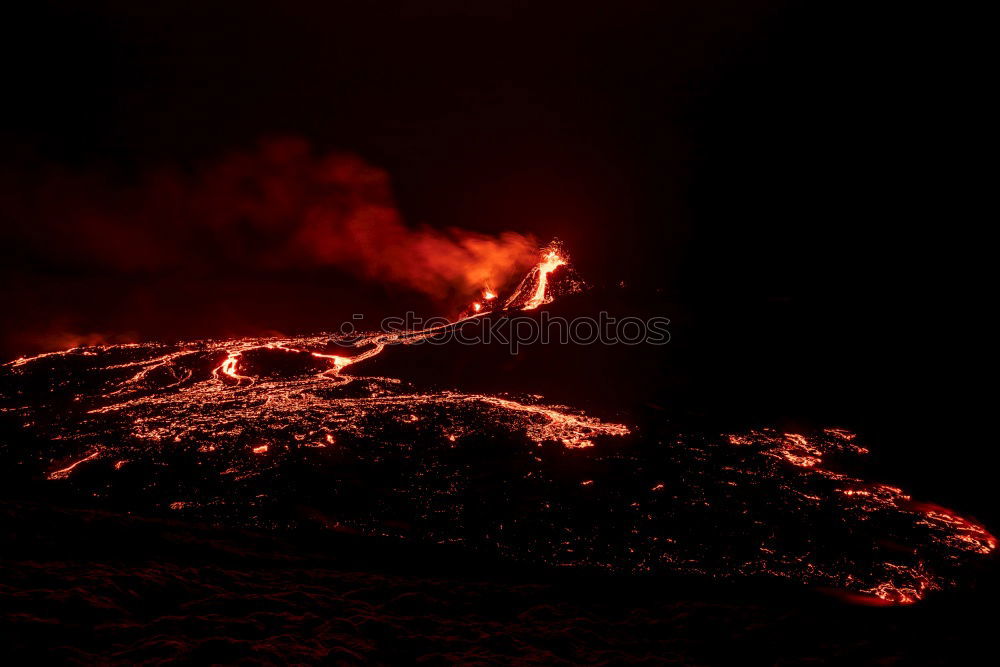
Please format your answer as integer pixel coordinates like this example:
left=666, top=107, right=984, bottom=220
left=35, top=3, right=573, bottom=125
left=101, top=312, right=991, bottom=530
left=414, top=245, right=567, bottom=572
left=1, top=137, right=538, bottom=300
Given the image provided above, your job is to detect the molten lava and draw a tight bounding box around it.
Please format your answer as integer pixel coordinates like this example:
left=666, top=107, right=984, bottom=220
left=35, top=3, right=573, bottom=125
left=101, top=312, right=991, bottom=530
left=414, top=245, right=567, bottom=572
left=0, top=243, right=994, bottom=606
left=504, top=245, right=569, bottom=311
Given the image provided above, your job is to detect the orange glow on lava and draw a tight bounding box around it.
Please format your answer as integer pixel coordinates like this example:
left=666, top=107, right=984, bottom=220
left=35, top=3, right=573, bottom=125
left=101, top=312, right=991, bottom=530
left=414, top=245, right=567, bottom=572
left=48, top=451, right=100, bottom=480
left=522, top=249, right=567, bottom=310
left=911, top=502, right=997, bottom=554
left=214, top=349, right=252, bottom=383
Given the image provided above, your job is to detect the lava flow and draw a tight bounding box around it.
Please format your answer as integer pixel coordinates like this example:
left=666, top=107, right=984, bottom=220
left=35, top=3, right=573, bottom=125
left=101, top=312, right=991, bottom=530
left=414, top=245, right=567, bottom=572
left=0, top=243, right=994, bottom=606
left=505, top=248, right=567, bottom=311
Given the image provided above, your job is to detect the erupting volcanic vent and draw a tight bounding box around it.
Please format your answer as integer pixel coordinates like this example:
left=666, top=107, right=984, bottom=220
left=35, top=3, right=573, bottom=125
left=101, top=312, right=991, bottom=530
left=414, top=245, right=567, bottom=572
left=0, top=245, right=993, bottom=606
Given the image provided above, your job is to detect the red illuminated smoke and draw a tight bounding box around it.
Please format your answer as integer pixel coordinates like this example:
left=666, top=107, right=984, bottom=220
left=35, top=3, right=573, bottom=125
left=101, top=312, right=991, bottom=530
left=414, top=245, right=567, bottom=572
left=2, top=137, right=538, bottom=300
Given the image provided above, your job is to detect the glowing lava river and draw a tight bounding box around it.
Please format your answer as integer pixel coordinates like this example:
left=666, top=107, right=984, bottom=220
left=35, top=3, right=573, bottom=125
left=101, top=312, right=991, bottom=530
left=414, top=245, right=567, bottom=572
left=0, top=245, right=993, bottom=606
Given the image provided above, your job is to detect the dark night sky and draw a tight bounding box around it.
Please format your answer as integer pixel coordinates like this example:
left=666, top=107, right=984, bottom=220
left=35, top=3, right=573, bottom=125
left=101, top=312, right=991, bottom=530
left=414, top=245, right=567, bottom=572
left=1, top=2, right=994, bottom=513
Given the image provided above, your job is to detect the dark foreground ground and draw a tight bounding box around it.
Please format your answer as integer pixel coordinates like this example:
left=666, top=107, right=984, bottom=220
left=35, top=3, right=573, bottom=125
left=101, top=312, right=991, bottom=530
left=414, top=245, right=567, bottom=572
left=2, top=498, right=995, bottom=665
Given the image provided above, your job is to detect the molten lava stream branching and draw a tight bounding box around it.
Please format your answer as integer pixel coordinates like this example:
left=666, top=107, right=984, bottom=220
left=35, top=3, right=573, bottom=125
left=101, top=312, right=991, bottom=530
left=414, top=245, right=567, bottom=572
left=0, top=242, right=994, bottom=606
